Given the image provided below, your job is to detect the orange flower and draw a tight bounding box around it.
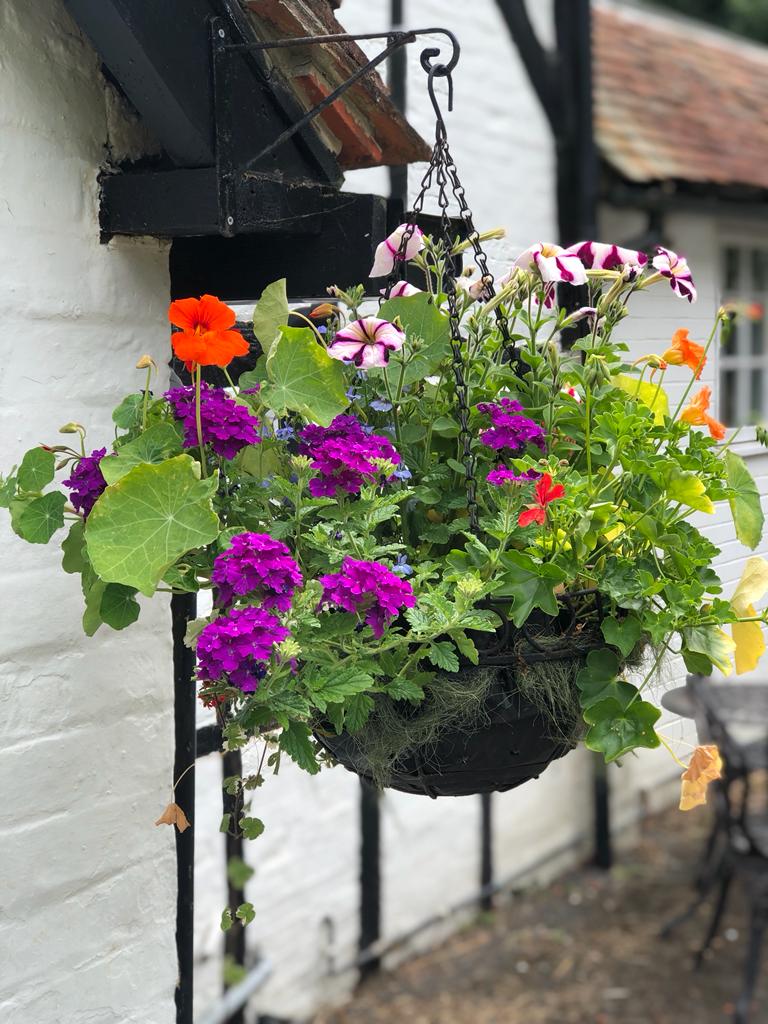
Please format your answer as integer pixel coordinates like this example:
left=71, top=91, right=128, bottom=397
left=680, top=386, right=726, bottom=440
left=168, top=294, right=248, bottom=370
left=662, top=328, right=706, bottom=379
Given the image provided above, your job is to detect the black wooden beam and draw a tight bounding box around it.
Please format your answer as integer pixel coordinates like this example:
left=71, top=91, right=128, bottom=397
left=495, top=0, right=560, bottom=131
left=359, top=780, right=381, bottom=979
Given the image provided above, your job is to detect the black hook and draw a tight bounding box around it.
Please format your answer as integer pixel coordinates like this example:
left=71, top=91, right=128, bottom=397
left=419, top=29, right=459, bottom=134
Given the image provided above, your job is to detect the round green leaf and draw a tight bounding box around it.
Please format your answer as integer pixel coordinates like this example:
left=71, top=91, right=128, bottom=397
left=263, top=326, right=348, bottom=426
left=11, top=491, right=66, bottom=544
left=725, top=450, right=764, bottom=550
left=17, top=448, right=55, bottom=492
left=100, top=422, right=183, bottom=485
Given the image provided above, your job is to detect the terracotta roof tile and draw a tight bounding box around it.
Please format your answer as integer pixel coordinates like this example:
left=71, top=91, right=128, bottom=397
left=594, top=1, right=768, bottom=190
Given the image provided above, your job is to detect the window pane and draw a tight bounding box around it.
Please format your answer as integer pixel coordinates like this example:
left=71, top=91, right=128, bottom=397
left=724, top=247, right=740, bottom=291
left=752, top=317, right=764, bottom=355
left=721, top=369, right=737, bottom=426
left=751, top=370, right=764, bottom=424
left=752, top=250, right=768, bottom=291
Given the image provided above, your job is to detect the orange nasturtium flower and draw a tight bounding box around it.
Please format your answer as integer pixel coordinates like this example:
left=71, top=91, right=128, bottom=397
left=518, top=473, right=565, bottom=528
left=168, top=294, right=249, bottom=371
left=662, top=328, right=706, bottom=379
left=679, top=385, right=726, bottom=440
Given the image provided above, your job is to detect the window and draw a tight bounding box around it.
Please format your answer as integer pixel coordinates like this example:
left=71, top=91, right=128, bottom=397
left=719, top=245, right=768, bottom=427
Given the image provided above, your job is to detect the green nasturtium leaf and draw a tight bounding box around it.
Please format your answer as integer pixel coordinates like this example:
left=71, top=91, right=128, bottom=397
left=666, top=469, right=714, bottom=514
left=100, top=583, right=140, bottom=629
left=583, top=697, right=661, bottom=762
left=378, top=292, right=451, bottom=385
left=61, top=519, right=87, bottom=574
left=683, top=625, right=735, bottom=676
left=613, top=374, right=669, bottom=425
left=252, top=278, right=289, bottom=356
left=725, top=450, right=764, bottom=550
left=82, top=575, right=107, bottom=636
left=601, top=615, right=643, bottom=657
left=17, top=447, right=56, bottom=492
left=11, top=491, right=66, bottom=544
left=0, top=473, right=17, bottom=508
left=100, top=423, right=184, bottom=485
left=112, top=393, right=144, bottom=430
left=263, top=326, right=348, bottom=426
left=85, top=455, right=220, bottom=596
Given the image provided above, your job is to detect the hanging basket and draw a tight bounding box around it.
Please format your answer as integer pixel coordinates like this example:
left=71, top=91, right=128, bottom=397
left=315, top=592, right=612, bottom=798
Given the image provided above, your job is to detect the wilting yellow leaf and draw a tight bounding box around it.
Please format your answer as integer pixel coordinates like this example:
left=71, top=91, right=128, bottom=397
left=155, top=802, right=190, bottom=833
left=614, top=374, right=669, bottom=425
left=732, top=605, right=767, bottom=675
left=679, top=745, right=722, bottom=811
left=731, top=556, right=768, bottom=615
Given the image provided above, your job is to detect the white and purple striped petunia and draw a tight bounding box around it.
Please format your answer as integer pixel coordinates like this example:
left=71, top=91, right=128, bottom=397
left=652, top=246, right=697, bottom=302
left=369, top=223, right=425, bottom=278
left=327, top=317, right=406, bottom=370
left=564, top=240, right=648, bottom=272
left=513, top=243, right=588, bottom=286
left=381, top=281, right=422, bottom=298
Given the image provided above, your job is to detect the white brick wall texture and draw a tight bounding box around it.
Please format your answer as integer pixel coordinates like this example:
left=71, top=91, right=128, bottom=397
left=0, top=2, right=176, bottom=1022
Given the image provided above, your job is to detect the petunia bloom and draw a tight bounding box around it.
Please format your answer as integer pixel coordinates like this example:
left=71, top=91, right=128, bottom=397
left=514, top=243, right=587, bottom=286
left=211, top=532, right=302, bottom=611
left=369, top=223, right=424, bottom=277
left=652, top=247, right=697, bottom=303
left=662, top=328, right=706, bottom=379
left=168, top=294, right=249, bottom=370
left=518, top=473, right=565, bottom=528
left=327, top=317, right=406, bottom=370
left=383, top=281, right=421, bottom=298
left=319, top=557, right=416, bottom=638
left=680, top=386, right=726, bottom=440
left=564, top=240, right=647, bottom=272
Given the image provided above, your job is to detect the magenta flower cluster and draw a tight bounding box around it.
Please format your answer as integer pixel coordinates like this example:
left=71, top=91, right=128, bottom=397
left=165, top=384, right=261, bottom=459
left=63, top=447, right=108, bottom=517
left=486, top=467, right=541, bottom=486
left=298, top=415, right=401, bottom=498
left=196, top=606, right=289, bottom=693
left=477, top=398, right=546, bottom=454
left=319, top=557, right=416, bottom=638
left=212, top=532, right=302, bottom=611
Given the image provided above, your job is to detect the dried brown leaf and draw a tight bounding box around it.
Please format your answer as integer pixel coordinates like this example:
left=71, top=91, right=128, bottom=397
left=155, top=801, right=191, bottom=833
left=679, top=745, right=722, bottom=811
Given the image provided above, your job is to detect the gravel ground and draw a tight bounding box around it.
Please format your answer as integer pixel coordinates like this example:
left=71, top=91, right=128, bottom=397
left=314, top=803, right=763, bottom=1024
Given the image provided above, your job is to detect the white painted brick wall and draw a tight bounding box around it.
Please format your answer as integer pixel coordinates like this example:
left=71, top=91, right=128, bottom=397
left=0, top=3, right=176, bottom=1022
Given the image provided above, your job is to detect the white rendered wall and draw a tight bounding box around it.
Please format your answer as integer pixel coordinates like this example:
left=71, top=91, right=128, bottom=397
left=0, top=3, right=176, bottom=1022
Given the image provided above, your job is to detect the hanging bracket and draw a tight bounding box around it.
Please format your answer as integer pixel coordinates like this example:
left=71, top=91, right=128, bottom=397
left=210, top=22, right=459, bottom=236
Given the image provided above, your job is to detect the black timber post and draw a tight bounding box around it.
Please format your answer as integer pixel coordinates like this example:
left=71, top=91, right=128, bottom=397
left=358, top=780, right=382, bottom=978
left=480, top=792, right=494, bottom=911
left=172, top=592, right=198, bottom=1024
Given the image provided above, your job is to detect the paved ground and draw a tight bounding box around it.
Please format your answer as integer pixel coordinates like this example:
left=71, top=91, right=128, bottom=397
left=314, top=802, right=763, bottom=1024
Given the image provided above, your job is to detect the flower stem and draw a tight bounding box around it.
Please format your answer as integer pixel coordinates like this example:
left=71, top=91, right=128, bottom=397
left=142, top=365, right=152, bottom=431
left=194, top=365, right=207, bottom=478
left=670, top=318, right=721, bottom=422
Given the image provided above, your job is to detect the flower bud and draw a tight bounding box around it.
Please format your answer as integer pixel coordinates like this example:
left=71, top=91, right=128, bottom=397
left=584, top=354, right=611, bottom=389
left=457, top=576, right=483, bottom=598
left=59, top=421, right=85, bottom=435
left=136, top=354, right=157, bottom=370
left=289, top=454, right=312, bottom=473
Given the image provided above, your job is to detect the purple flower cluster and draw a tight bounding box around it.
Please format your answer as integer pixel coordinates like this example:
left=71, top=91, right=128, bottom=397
left=486, top=467, right=541, bottom=486
left=319, top=557, right=416, bottom=638
left=63, top=447, right=108, bottom=517
left=196, top=606, right=289, bottom=693
left=212, top=532, right=302, bottom=611
left=165, top=384, right=261, bottom=459
left=477, top=398, right=546, bottom=454
left=298, top=415, right=401, bottom=498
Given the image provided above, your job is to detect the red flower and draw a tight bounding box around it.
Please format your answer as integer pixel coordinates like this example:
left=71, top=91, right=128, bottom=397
left=169, top=294, right=249, bottom=371
left=518, top=473, right=565, bottom=528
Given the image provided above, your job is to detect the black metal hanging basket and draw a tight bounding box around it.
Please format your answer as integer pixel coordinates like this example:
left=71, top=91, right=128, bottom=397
left=317, top=38, right=603, bottom=798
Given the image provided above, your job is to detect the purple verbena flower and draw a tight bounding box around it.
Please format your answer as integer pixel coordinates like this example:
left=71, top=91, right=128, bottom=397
left=196, top=606, right=289, bottom=693
left=63, top=447, right=107, bottom=517
left=477, top=399, right=546, bottom=454
left=165, top=384, right=261, bottom=459
left=319, top=557, right=416, bottom=638
left=486, top=466, right=541, bottom=486
left=212, top=532, right=302, bottom=611
left=298, top=414, right=401, bottom=498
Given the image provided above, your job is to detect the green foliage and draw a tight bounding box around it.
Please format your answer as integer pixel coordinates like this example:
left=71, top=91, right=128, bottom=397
left=725, top=450, right=764, bottom=549
left=262, top=326, right=348, bottom=426
left=17, top=448, right=55, bottom=492
left=100, top=423, right=183, bottom=484
left=252, top=278, right=289, bottom=355
left=11, top=491, right=66, bottom=544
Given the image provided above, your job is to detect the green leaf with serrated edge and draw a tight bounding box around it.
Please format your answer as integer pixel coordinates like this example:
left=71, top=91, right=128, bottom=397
left=307, top=668, right=374, bottom=710
left=263, top=326, right=348, bottom=426
left=325, top=702, right=345, bottom=734
left=100, top=423, right=183, bottom=485
left=85, top=455, right=220, bottom=596
left=384, top=676, right=425, bottom=702
left=601, top=615, right=642, bottom=657
left=683, top=625, right=735, bottom=676
left=613, top=374, right=669, bottom=425
left=220, top=908, right=233, bottom=932
left=99, top=583, right=140, bottom=630
left=427, top=641, right=460, bottom=673
left=377, top=292, right=450, bottom=385
left=725, top=450, right=764, bottom=550
left=583, top=697, right=661, bottom=762
left=236, top=902, right=256, bottom=925
left=17, top=447, right=55, bottom=492
left=666, top=469, right=714, bottom=514
left=239, top=816, right=265, bottom=840
left=452, top=631, right=479, bottom=665
left=11, top=491, right=66, bottom=544
left=112, top=393, right=143, bottom=430
left=252, top=278, right=289, bottom=356
left=61, top=519, right=87, bottom=574
left=227, top=857, right=254, bottom=889
left=279, top=721, right=320, bottom=774
left=345, top=693, right=374, bottom=733
left=497, top=550, right=567, bottom=627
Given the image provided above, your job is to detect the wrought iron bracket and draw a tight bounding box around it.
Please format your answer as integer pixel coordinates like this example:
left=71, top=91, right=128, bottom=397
left=210, top=22, right=458, bottom=236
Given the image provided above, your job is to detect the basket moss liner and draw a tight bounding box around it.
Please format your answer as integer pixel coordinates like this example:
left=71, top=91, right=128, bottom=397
left=316, top=623, right=649, bottom=796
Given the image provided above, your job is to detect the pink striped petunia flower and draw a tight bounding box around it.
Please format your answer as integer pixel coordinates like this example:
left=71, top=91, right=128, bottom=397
left=514, top=243, right=588, bottom=286
left=652, top=246, right=697, bottom=302
left=327, top=317, right=406, bottom=369
left=369, top=223, right=425, bottom=277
